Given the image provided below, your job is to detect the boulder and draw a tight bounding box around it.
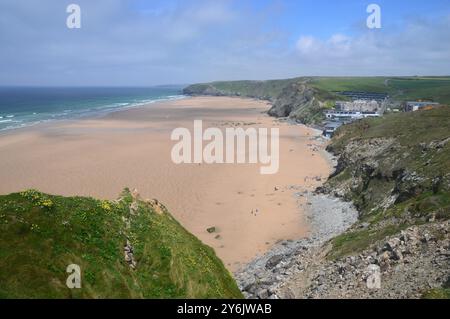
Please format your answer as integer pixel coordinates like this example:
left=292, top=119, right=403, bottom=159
left=266, top=255, right=284, bottom=269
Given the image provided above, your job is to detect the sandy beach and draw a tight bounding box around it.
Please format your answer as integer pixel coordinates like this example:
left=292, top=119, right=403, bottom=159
left=0, top=96, right=331, bottom=270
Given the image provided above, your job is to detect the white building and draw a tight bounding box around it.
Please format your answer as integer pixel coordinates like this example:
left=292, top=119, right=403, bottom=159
left=325, top=111, right=381, bottom=120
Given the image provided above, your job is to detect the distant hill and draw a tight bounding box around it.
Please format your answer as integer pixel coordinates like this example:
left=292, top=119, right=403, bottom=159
left=183, top=78, right=301, bottom=100
left=0, top=189, right=242, bottom=299
left=183, top=76, right=450, bottom=124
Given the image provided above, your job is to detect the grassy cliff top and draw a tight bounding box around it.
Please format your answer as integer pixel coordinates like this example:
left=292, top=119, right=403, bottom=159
left=0, top=189, right=242, bottom=299
left=184, top=76, right=450, bottom=104
left=183, top=78, right=301, bottom=100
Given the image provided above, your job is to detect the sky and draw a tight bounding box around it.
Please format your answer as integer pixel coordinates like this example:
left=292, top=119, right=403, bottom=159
left=1, top=0, right=449, bottom=86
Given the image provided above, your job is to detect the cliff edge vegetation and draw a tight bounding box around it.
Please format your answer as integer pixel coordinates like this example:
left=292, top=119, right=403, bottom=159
left=323, top=105, right=450, bottom=260
left=0, top=189, right=242, bottom=299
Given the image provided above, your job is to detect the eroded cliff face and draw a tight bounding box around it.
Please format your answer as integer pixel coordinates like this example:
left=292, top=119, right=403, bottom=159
left=267, top=82, right=330, bottom=124
left=275, top=219, right=450, bottom=299
left=183, top=80, right=335, bottom=124
left=305, top=108, right=450, bottom=298
left=238, top=107, right=450, bottom=299
left=322, top=129, right=450, bottom=220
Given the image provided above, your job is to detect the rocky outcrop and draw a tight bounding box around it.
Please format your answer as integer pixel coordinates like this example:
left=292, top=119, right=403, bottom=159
left=237, top=194, right=449, bottom=299
left=321, top=133, right=450, bottom=217
left=236, top=108, right=450, bottom=299
left=124, top=239, right=137, bottom=270
left=267, top=82, right=329, bottom=123
left=183, top=79, right=336, bottom=124
left=276, top=220, right=450, bottom=299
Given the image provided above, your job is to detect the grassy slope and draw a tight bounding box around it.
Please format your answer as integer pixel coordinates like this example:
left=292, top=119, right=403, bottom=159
left=184, top=78, right=302, bottom=100
left=309, top=76, right=450, bottom=104
left=329, top=106, right=450, bottom=180
left=210, top=79, right=299, bottom=99
left=325, top=106, right=450, bottom=259
left=185, top=76, right=450, bottom=104
left=0, top=189, right=242, bottom=299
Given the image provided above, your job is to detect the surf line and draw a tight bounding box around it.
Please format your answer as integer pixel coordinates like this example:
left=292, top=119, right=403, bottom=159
left=171, top=120, right=279, bottom=175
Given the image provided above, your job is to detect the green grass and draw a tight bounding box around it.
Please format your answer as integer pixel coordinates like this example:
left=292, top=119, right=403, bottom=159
left=423, top=276, right=450, bottom=299
left=310, top=76, right=450, bottom=104
left=422, top=288, right=450, bottom=299
left=184, top=78, right=303, bottom=100
left=185, top=76, right=450, bottom=104
left=0, top=189, right=242, bottom=299
left=328, top=224, right=407, bottom=260
left=325, top=106, right=450, bottom=259
left=309, top=77, right=391, bottom=93
left=328, top=191, right=450, bottom=260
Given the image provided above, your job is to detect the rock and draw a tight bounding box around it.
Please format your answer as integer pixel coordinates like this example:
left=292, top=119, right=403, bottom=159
left=256, top=289, right=269, bottom=299
left=131, top=188, right=140, bottom=199
left=267, top=82, right=325, bottom=123
left=382, top=243, right=392, bottom=253
left=207, top=226, right=216, bottom=233
left=129, top=201, right=139, bottom=215
left=392, top=249, right=403, bottom=261
left=379, top=251, right=391, bottom=262
left=421, top=233, right=432, bottom=243
left=359, top=222, right=370, bottom=229
left=243, top=282, right=257, bottom=294
left=266, top=255, right=284, bottom=269
left=124, top=240, right=137, bottom=269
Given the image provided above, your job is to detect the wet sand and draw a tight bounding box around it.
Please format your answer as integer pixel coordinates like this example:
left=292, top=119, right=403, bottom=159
left=0, top=96, right=331, bottom=270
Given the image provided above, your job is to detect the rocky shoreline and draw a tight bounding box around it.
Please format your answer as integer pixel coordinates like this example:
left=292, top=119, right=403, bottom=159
left=233, top=121, right=359, bottom=299
left=276, top=219, right=450, bottom=299
left=235, top=108, right=450, bottom=299
left=234, top=190, right=359, bottom=299
left=234, top=187, right=449, bottom=300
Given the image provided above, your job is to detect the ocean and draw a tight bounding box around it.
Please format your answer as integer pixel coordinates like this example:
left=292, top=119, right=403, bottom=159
left=0, top=86, right=185, bottom=131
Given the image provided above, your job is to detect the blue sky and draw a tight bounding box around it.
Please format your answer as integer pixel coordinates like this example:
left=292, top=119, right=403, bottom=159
left=1, top=0, right=449, bottom=86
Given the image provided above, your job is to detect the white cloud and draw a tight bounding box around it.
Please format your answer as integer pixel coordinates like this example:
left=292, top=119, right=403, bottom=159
left=296, top=36, right=321, bottom=54
left=294, top=15, right=450, bottom=76
left=0, top=1, right=449, bottom=85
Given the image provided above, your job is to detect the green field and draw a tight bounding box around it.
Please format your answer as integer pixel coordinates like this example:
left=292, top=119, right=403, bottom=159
left=309, top=76, right=450, bottom=104
left=0, top=189, right=242, bottom=299
left=184, top=76, right=450, bottom=104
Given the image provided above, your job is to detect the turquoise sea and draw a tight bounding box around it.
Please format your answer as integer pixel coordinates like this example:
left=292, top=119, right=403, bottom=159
left=0, top=86, right=185, bottom=131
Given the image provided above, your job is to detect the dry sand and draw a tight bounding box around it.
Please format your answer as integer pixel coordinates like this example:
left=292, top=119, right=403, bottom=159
left=0, top=96, right=331, bottom=270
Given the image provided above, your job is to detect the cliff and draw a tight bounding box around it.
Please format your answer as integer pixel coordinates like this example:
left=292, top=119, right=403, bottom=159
left=0, top=188, right=242, bottom=298
left=267, top=81, right=336, bottom=124
left=183, top=78, right=336, bottom=124
left=183, top=76, right=450, bottom=125
left=237, top=106, right=450, bottom=299
left=285, top=106, right=450, bottom=298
